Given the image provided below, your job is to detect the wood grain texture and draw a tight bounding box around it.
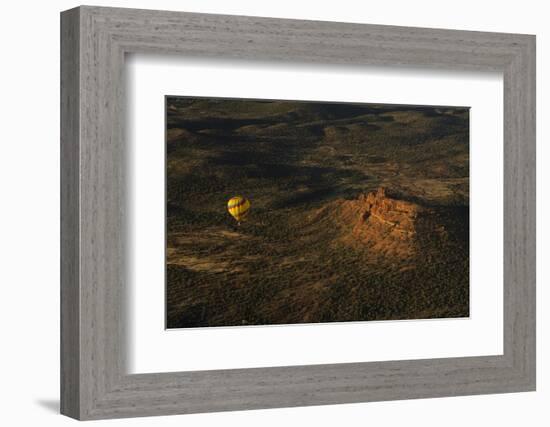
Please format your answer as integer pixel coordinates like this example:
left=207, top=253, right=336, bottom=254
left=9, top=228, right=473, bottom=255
left=60, top=7, right=80, bottom=419
left=60, top=5, right=536, bottom=420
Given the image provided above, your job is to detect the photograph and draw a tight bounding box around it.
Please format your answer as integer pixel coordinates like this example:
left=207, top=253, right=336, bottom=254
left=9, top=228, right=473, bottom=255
left=165, top=97, right=470, bottom=329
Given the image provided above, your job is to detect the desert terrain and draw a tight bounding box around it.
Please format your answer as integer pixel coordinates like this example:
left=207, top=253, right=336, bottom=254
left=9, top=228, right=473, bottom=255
left=166, top=97, right=469, bottom=328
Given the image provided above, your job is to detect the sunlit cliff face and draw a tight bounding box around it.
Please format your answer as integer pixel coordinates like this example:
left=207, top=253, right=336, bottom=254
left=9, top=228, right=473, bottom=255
left=309, top=187, right=448, bottom=261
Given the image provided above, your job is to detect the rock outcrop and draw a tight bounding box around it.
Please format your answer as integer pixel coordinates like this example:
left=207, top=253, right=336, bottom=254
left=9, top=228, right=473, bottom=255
left=312, top=188, right=446, bottom=260
left=350, top=188, right=421, bottom=235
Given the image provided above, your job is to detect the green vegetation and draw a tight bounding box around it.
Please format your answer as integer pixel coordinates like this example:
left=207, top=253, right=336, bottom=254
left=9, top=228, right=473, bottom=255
left=166, top=97, right=469, bottom=328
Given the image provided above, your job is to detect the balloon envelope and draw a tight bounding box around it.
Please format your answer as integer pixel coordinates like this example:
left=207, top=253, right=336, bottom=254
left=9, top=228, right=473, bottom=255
left=227, top=196, right=251, bottom=222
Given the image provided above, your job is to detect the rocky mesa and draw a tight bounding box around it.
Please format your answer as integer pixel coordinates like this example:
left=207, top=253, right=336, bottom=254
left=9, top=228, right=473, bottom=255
left=311, top=188, right=447, bottom=260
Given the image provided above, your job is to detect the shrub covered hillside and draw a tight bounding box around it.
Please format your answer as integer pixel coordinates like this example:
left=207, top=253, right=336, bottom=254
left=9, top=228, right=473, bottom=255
left=166, top=97, right=469, bottom=328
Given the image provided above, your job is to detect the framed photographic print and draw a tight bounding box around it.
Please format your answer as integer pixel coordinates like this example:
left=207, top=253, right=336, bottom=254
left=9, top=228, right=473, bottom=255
left=61, top=6, right=536, bottom=420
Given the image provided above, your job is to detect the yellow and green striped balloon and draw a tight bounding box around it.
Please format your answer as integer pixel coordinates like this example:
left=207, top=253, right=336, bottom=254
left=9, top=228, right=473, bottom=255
left=227, top=196, right=251, bottom=223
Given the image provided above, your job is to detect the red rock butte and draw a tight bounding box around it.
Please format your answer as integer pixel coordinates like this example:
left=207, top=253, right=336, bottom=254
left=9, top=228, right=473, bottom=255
left=312, top=187, right=446, bottom=260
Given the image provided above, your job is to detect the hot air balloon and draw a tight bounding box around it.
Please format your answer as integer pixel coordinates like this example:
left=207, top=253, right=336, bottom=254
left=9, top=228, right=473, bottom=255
left=227, top=196, right=251, bottom=224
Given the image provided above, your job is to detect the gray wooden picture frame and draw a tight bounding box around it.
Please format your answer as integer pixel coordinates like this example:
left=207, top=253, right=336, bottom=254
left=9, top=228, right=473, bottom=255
left=60, top=5, right=536, bottom=420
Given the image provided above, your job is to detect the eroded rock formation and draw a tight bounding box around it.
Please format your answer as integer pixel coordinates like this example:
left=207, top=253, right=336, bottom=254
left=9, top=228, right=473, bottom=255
left=312, top=188, right=447, bottom=260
